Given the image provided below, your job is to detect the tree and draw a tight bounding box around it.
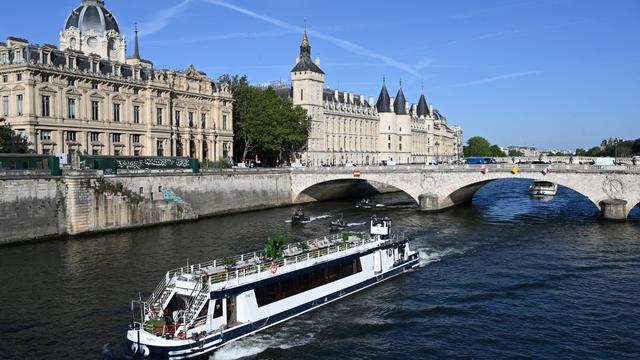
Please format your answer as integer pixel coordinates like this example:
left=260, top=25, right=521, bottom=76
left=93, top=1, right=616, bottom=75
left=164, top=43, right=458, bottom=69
left=586, top=146, right=603, bottom=157
left=463, top=136, right=492, bottom=157
left=633, top=139, right=640, bottom=155
left=0, top=118, right=31, bottom=153
left=489, top=145, right=507, bottom=157
left=508, top=149, right=524, bottom=157
left=264, top=233, right=287, bottom=260
left=218, top=74, right=311, bottom=165
left=575, top=148, right=586, bottom=156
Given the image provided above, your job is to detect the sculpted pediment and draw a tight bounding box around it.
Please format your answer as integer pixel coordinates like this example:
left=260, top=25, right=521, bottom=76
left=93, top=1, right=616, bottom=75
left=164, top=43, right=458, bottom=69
left=184, top=64, right=205, bottom=80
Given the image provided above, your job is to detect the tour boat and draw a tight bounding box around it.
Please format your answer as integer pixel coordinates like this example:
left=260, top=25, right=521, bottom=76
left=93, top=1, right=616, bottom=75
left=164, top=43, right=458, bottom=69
left=356, top=198, right=374, bottom=209
left=127, top=217, right=419, bottom=359
left=291, top=209, right=310, bottom=224
left=330, top=214, right=347, bottom=230
left=528, top=181, right=558, bottom=196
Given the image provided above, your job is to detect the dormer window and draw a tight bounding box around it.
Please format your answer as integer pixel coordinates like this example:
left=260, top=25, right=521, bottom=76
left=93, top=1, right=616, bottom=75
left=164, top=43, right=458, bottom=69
left=0, top=52, right=8, bottom=63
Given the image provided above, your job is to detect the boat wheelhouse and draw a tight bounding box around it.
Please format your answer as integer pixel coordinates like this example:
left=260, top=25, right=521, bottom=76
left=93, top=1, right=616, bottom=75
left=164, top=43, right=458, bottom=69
left=528, top=180, right=558, bottom=196
left=291, top=208, right=310, bottom=224
left=127, top=217, right=418, bottom=359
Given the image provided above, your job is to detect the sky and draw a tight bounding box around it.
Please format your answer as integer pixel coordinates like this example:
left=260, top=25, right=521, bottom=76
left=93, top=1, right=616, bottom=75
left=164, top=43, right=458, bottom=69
left=1, top=0, right=638, bottom=150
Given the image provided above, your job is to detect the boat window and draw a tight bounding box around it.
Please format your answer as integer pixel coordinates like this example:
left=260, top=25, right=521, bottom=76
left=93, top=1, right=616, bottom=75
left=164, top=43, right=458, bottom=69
left=213, top=300, right=223, bottom=319
left=255, top=258, right=362, bottom=307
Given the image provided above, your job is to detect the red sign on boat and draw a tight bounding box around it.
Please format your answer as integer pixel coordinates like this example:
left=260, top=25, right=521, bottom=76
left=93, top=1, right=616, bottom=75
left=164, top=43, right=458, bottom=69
left=353, top=170, right=361, bottom=177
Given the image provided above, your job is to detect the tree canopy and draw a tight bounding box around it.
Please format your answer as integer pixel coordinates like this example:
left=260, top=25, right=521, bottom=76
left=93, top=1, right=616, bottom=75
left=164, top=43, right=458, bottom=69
left=0, top=118, right=31, bottom=153
left=463, top=136, right=506, bottom=157
left=574, top=139, right=640, bottom=157
left=218, top=75, right=311, bottom=165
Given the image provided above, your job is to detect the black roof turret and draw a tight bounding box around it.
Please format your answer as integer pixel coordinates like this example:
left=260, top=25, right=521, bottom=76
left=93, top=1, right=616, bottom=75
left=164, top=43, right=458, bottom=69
left=416, top=94, right=430, bottom=117
left=291, top=30, right=324, bottom=74
left=394, top=85, right=407, bottom=115
left=376, top=79, right=391, bottom=113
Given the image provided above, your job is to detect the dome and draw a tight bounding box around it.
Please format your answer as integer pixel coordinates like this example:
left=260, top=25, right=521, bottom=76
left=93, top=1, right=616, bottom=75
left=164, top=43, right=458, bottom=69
left=64, top=0, right=121, bottom=34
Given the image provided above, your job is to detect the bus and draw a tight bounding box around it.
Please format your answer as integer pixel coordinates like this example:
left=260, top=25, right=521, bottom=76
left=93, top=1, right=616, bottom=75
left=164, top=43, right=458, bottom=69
left=465, top=157, right=497, bottom=165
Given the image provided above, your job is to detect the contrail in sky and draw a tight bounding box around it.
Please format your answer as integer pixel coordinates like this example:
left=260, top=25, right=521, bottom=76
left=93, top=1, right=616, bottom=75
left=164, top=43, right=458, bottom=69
left=435, top=71, right=541, bottom=89
left=138, top=0, right=193, bottom=37
left=201, top=0, right=421, bottom=78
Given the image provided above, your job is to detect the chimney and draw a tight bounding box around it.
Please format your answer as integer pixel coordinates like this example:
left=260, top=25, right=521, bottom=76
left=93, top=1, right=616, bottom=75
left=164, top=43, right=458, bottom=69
left=360, top=95, right=365, bottom=105
left=368, top=96, right=374, bottom=105
left=314, top=56, right=321, bottom=66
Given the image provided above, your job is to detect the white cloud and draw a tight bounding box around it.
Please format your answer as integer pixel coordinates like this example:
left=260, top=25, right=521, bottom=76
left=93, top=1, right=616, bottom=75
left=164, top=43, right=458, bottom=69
left=201, top=0, right=422, bottom=78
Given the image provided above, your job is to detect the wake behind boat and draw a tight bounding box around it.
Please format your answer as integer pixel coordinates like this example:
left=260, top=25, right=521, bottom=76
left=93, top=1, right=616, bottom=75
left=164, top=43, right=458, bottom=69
left=127, top=217, right=418, bottom=359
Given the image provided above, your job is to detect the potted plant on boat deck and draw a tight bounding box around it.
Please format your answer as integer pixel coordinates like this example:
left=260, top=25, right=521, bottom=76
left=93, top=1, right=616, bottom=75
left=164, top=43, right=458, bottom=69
left=265, top=233, right=286, bottom=261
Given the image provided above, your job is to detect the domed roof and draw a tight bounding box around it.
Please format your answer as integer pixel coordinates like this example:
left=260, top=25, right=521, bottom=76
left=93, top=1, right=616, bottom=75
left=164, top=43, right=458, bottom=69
left=65, top=0, right=120, bottom=34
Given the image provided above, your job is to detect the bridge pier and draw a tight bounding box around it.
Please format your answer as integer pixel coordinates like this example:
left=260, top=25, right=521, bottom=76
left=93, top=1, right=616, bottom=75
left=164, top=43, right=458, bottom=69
left=419, top=194, right=441, bottom=212
left=599, top=199, right=628, bottom=221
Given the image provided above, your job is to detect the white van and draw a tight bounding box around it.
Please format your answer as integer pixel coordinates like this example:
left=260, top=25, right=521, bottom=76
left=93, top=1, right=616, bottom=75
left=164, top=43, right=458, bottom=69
left=593, top=157, right=615, bottom=166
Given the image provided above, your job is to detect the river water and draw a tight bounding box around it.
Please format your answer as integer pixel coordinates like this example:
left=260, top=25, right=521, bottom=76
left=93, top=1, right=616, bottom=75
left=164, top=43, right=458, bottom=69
left=1, top=179, right=639, bottom=359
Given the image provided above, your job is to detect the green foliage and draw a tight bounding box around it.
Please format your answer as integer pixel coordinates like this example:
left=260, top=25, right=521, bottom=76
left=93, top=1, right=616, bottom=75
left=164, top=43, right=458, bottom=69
left=586, top=146, right=603, bottom=157
left=463, top=136, right=505, bottom=157
left=341, top=232, right=364, bottom=241
left=218, top=75, right=311, bottom=165
left=0, top=118, right=31, bottom=153
left=508, top=149, right=524, bottom=157
left=298, top=241, right=309, bottom=251
left=264, top=233, right=287, bottom=260
left=575, top=148, right=586, bottom=156
left=223, top=256, right=236, bottom=270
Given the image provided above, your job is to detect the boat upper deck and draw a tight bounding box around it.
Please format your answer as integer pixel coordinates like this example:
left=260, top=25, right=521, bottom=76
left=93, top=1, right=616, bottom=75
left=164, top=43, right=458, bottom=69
left=146, top=232, right=405, bottom=307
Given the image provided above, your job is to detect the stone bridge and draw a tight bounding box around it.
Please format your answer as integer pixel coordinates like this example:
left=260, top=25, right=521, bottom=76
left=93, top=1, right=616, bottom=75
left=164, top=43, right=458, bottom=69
left=291, top=164, right=640, bottom=220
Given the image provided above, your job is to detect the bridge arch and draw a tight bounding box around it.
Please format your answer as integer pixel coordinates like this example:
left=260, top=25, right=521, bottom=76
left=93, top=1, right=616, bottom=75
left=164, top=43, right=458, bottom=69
left=292, top=174, right=421, bottom=205
left=421, top=173, right=604, bottom=213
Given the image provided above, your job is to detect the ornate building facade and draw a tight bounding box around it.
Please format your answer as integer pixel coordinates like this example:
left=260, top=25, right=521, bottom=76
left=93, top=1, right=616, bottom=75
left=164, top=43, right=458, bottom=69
left=0, top=0, right=233, bottom=162
left=283, top=32, right=463, bottom=166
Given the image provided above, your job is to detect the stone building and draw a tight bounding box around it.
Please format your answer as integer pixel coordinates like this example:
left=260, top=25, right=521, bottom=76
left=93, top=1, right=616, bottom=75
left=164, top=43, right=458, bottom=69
left=0, top=0, right=233, bottom=162
left=281, top=31, right=463, bottom=166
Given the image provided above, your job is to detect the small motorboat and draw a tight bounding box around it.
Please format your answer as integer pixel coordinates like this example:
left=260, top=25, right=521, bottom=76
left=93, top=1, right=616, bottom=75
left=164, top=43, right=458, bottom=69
left=330, top=215, right=347, bottom=230
left=356, top=198, right=374, bottom=209
left=529, top=181, right=558, bottom=196
left=291, top=209, right=310, bottom=224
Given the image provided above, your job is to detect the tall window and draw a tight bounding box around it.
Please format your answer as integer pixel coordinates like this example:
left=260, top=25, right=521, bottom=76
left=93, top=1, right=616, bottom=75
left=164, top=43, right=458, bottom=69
left=16, top=95, right=23, bottom=115
left=41, top=74, right=49, bottom=82
left=2, top=75, right=7, bottom=82
left=132, top=134, right=141, bottom=143
left=113, top=103, right=120, bottom=122
left=2, top=96, right=8, bottom=116
left=90, top=132, right=100, bottom=142
left=157, top=140, right=164, bottom=156
left=133, top=105, right=140, bottom=124
left=201, top=113, right=206, bottom=129
left=41, top=95, right=51, bottom=117
left=17, top=74, right=22, bottom=81
left=40, top=130, right=51, bottom=141
left=67, top=78, right=75, bottom=86
left=91, top=101, right=99, bottom=120
left=91, top=81, right=98, bottom=90
left=66, top=131, right=77, bottom=142
left=223, top=114, right=227, bottom=130
left=175, top=110, right=181, bottom=127
left=156, top=108, right=163, bottom=125
left=68, top=98, right=76, bottom=119
left=112, top=133, right=121, bottom=143
left=188, top=112, right=194, bottom=127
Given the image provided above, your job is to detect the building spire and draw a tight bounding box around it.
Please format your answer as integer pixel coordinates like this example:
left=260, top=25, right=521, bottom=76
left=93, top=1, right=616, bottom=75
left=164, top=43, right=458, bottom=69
left=132, top=23, right=140, bottom=59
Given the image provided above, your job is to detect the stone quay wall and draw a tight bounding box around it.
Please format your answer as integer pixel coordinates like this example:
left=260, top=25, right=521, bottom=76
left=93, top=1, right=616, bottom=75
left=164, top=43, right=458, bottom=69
left=0, top=170, right=293, bottom=245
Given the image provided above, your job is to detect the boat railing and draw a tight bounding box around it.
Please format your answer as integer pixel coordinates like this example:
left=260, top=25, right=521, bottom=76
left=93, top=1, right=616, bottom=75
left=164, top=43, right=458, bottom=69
left=142, top=231, right=406, bottom=310
left=203, top=232, right=405, bottom=287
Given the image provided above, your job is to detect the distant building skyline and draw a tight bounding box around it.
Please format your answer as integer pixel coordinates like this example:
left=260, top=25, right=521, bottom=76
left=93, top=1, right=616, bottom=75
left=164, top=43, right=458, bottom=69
left=1, top=0, right=638, bottom=150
